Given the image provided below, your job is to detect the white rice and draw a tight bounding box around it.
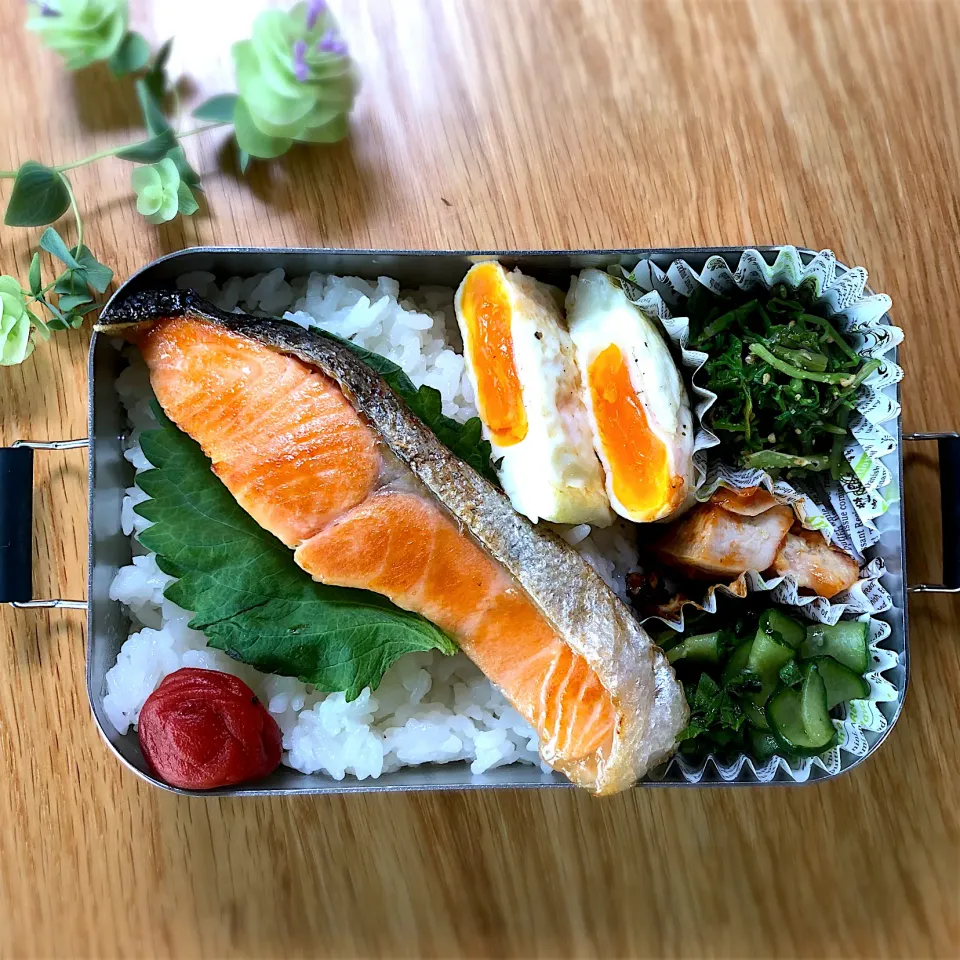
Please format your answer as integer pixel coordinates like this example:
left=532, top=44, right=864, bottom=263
left=104, top=271, right=637, bottom=781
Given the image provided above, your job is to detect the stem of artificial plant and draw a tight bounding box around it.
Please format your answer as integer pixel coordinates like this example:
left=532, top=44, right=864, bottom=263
left=60, top=172, right=83, bottom=250
left=0, top=121, right=229, bottom=178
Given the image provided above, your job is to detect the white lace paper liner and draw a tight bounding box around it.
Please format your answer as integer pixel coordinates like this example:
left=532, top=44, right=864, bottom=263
left=622, top=247, right=903, bottom=560
left=644, top=555, right=891, bottom=632
left=650, top=615, right=899, bottom=784
left=616, top=248, right=901, bottom=782
left=638, top=554, right=896, bottom=781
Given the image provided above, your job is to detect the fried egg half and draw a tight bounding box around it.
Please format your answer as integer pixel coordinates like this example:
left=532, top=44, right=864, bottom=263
left=566, top=269, right=695, bottom=524
left=455, top=262, right=611, bottom=526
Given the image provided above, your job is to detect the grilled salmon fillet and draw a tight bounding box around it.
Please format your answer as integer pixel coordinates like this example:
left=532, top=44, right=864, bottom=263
left=114, top=291, right=688, bottom=794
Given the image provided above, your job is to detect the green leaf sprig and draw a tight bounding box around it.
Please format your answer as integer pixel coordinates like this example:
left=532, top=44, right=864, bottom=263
left=683, top=280, right=880, bottom=480
left=3, top=0, right=360, bottom=365
left=0, top=72, right=223, bottom=359
left=0, top=166, right=114, bottom=354
left=232, top=0, right=357, bottom=160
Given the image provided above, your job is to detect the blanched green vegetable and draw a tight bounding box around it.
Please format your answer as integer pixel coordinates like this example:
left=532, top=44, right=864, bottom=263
left=759, top=608, right=806, bottom=649
left=682, top=281, right=877, bottom=479
left=745, top=630, right=796, bottom=706
left=666, top=631, right=721, bottom=665
left=806, top=656, right=870, bottom=709
left=767, top=663, right=837, bottom=756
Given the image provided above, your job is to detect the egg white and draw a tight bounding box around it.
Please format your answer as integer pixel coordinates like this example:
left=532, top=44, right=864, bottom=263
left=455, top=263, right=611, bottom=527
left=566, top=269, right=695, bottom=524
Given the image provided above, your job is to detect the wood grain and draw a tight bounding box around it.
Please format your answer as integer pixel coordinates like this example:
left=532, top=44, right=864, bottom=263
left=2, top=0, right=959, bottom=957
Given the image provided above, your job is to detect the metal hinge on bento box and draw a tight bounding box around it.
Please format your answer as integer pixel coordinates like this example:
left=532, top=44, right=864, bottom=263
left=0, top=438, right=88, bottom=609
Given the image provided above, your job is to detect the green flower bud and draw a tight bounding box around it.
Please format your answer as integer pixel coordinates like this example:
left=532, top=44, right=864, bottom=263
left=232, top=0, right=357, bottom=159
left=0, top=277, right=35, bottom=366
left=131, top=158, right=198, bottom=225
left=27, top=0, right=129, bottom=71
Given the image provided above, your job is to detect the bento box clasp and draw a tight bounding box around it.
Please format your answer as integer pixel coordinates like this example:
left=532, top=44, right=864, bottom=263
left=905, top=432, right=960, bottom=594
left=1, top=438, right=88, bottom=610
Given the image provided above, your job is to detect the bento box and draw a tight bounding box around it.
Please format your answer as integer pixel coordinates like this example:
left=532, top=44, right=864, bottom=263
left=4, top=246, right=940, bottom=795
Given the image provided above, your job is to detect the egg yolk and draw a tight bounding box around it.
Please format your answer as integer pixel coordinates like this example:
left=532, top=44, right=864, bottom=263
left=459, top=263, right=528, bottom=447
left=588, top=343, right=680, bottom=518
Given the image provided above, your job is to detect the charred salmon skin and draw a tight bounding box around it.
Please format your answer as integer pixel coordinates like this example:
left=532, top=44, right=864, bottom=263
left=100, top=290, right=687, bottom=794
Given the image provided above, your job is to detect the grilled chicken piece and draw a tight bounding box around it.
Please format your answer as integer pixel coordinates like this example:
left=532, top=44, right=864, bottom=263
left=653, top=493, right=860, bottom=599
left=653, top=500, right=795, bottom=580
left=773, top=528, right=860, bottom=599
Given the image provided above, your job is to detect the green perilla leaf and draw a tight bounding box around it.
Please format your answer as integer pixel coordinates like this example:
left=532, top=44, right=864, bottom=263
left=134, top=403, right=456, bottom=700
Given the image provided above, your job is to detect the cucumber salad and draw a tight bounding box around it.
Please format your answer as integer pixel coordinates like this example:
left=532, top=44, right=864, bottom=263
left=656, top=602, right=871, bottom=763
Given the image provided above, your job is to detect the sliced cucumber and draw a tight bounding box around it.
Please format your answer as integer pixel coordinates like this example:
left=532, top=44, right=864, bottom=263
left=800, top=620, right=869, bottom=674
left=749, top=728, right=780, bottom=762
left=742, top=700, right=769, bottom=730
left=667, top=630, right=721, bottom=665
left=768, top=689, right=818, bottom=753
left=768, top=664, right=837, bottom=756
left=759, top=608, right=805, bottom=649
left=721, top=640, right=753, bottom=687
left=807, top=656, right=870, bottom=709
left=746, top=630, right=796, bottom=705
left=800, top=663, right=835, bottom=745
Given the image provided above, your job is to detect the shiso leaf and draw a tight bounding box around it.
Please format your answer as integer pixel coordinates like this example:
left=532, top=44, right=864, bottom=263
left=134, top=402, right=457, bottom=700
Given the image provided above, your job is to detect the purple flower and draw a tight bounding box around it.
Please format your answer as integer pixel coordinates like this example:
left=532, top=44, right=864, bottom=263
left=29, top=0, right=59, bottom=15
left=318, top=29, right=347, bottom=56
left=292, top=39, right=309, bottom=81
left=305, top=0, right=327, bottom=31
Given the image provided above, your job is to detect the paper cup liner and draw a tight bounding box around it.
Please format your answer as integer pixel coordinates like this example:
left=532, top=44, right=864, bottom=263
left=621, top=247, right=903, bottom=560
left=615, top=248, right=902, bottom=782
left=630, top=547, right=896, bottom=782
left=635, top=554, right=891, bottom=631
left=648, top=614, right=899, bottom=784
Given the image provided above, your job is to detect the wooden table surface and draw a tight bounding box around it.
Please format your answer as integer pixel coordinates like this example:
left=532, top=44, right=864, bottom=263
left=2, top=0, right=959, bottom=956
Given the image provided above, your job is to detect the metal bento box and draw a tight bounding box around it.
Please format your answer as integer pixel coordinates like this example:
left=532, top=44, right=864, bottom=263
left=5, top=246, right=944, bottom=795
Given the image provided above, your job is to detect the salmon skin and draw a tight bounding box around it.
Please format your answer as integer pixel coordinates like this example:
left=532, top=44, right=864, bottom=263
left=99, top=289, right=687, bottom=794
